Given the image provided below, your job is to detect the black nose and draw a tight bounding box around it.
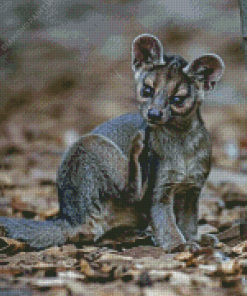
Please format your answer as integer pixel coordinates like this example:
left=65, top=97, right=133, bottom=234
left=147, top=109, right=163, bottom=122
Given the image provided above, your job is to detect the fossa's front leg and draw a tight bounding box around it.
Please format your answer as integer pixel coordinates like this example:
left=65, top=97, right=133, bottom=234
left=124, top=131, right=144, bottom=202
left=150, top=187, right=186, bottom=251
left=173, top=187, right=219, bottom=249
left=173, top=187, right=200, bottom=242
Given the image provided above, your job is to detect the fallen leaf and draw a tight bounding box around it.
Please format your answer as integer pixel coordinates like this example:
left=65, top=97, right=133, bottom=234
left=0, top=237, right=27, bottom=254
left=174, top=252, right=193, bottom=262
left=220, top=259, right=241, bottom=275
left=232, top=240, right=247, bottom=255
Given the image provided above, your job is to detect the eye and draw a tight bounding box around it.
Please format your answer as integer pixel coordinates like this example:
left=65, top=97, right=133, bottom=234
left=171, top=96, right=186, bottom=107
left=141, top=85, right=154, bottom=98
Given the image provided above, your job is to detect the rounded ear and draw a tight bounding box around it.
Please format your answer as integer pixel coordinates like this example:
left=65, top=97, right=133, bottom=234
left=132, top=34, right=164, bottom=71
left=183, top=54, right=224, bottom=91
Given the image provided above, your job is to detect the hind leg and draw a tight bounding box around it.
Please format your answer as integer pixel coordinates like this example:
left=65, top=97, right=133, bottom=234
left=58, top=167, right=99, bottom=226
left=59, top=170, right=112, bottom=243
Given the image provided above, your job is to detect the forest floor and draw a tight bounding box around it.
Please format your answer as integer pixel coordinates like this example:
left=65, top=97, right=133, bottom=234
left=0, top=99, right=246, bottom=296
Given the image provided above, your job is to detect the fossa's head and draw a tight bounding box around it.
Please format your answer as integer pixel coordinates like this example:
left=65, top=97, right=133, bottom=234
left=132, top=34, right=224, bottom=127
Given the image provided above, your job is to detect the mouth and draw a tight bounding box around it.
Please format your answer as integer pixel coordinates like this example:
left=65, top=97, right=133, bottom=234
left=147, top=118, right=164, bottom=125
left=147, top=117, right=170, bottom=126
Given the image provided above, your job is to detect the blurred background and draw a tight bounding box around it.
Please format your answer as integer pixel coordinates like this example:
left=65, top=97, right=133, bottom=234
left=0, top=0, right=245, bottom=220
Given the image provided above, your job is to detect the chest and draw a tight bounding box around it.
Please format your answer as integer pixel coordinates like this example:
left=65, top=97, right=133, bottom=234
left=140, top=130, right=210, bottom=188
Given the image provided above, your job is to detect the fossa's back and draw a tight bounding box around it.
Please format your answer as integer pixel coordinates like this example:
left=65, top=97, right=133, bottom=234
left=92, top=112, right=145, bottom=156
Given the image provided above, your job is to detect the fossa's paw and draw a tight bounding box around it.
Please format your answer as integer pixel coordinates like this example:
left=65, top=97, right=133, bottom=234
left=184, top=241, right=201, bottom=252
left=157, top=234, right=186, bottom=253
left=131, top=132, right=144, bottom=157
left=169, top=241, right=200, bottom=253
left=199, top=233, right=219, bottom=247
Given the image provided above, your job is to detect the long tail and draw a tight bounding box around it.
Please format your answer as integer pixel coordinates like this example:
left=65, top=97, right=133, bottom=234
left=0, top=217, right=71, bottom=250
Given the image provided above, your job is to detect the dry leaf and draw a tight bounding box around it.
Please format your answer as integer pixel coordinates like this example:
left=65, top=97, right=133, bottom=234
left=0, top=237, right=27, bottom=254
left=58, top=270, right=85, bottom=280
left=220, top=259, right=241, bottom=275
left=174, top=252, right=193, bottom=262
left=40, top=207, right=59, bottom=219
left=221, top=274, right=242, bottom=287
left=218, top=224, right=241, bottom=241
left=198, top=224, right=218, bottom=236
left=79, top=258, right=95, bottom=277
left=97, top=253, right=133, bottom=262
left=148, top=270, right=172, bottom=282
left=198, top=264, right=217, bottom=275
left=232, top=241, right=247, bottom=254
